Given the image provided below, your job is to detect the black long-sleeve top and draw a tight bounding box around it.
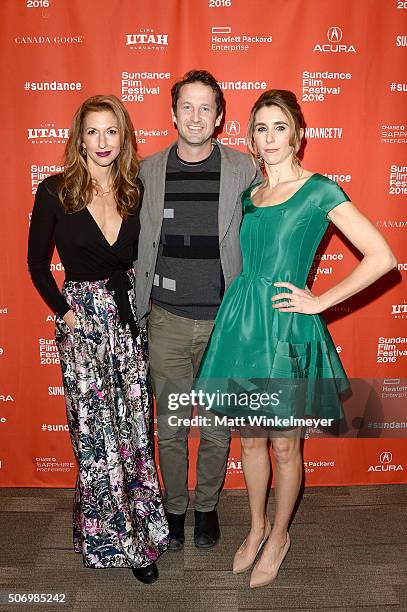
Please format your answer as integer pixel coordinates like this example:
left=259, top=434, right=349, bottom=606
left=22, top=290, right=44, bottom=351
left=28, top=174, right=141, bottom=329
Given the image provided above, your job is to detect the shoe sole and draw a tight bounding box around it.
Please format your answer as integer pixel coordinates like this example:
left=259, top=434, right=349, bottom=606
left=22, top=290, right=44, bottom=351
left=167, top=539, right=184, bottom=552
left=167, top=545, right=184, bottom=552
left=194, top=538, right=220, bottom=550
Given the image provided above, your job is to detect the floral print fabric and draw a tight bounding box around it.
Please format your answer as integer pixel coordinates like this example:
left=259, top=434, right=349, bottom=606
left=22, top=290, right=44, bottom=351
left=55, top=270, right=169, bottom=568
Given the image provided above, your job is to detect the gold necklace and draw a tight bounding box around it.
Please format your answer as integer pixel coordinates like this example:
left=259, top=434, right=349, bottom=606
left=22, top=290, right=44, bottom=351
left=94, top=185, right=112, bottom=197
left=97, top=188, right=112, bottom=197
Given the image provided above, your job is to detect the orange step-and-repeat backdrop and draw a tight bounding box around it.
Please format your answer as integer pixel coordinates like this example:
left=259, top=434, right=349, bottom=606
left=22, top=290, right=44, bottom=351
left=1, top=0, right=406, bottom=488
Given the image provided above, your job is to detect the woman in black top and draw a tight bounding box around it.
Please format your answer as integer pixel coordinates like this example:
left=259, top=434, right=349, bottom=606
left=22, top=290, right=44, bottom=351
left=28, top=95, right=168, bottom=583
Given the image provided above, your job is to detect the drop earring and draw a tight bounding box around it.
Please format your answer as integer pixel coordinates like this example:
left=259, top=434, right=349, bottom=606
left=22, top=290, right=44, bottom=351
left=256, top=152, right=264, bottom=170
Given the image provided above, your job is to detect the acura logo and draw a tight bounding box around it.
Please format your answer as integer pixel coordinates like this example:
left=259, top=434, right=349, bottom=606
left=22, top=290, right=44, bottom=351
left=327, top=27, right=343, bottom=43
left=226, top=120, right=241, bottom=136
left=380, top=451, right=393, bottom=464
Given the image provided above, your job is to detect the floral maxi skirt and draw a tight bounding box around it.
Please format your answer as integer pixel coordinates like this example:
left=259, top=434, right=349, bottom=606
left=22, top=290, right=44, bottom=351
left=55, top=271, right=169, bottom=568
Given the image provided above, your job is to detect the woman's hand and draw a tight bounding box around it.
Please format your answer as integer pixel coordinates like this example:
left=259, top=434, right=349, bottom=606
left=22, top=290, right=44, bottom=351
left=272, top=282, right=324, bottom=314
left=62, top=309, right=76, bottom=332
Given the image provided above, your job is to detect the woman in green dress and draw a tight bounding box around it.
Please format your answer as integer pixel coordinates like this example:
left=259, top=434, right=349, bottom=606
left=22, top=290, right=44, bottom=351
left=195, top=90, right=397, bottom=588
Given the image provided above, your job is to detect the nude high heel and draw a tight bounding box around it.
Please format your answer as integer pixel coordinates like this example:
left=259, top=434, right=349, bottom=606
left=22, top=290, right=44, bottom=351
left=249, top=532, right=290, bottom=588
left=232, top=519, right=271, bottom=574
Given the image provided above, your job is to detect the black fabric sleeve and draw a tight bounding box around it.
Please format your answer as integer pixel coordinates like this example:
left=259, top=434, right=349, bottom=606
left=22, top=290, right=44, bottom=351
left=27, top=180, right=70, bottom=317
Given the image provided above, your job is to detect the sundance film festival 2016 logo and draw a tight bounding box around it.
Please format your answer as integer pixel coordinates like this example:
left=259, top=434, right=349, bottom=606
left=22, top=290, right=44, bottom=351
left=121, top=70, right=171, bottom=103
left=301, top=70, right=352, bottom=103
left=368, top=451, right=404, bottom=472
left=218, top=120, right=246, bottom=146
left=39, top=338, right=60, bottom=366
left=125, top=29, right=168, bottom=51
left=377, top=336, right=407, bottom=364
left=27, top=124, right=69, bottom=145
left=31, top=163, right=64, bottom=194
left=313, top=26, right=356, bottom=53
left=389, top=164, right=407, bottom=195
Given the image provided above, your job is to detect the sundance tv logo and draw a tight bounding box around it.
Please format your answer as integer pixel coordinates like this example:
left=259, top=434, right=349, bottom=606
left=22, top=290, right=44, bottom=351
left=27, top=124, right=69, bottom=145
left=368, top=451, right=404, bottom=472
left=125, top=28, right=168, bottom=51
left=313, top=26, right=356, bottom=53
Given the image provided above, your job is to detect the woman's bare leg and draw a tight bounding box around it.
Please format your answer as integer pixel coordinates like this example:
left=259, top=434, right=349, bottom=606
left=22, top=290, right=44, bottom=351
left=233, top=434, right=271, bottom=572
left=250, top=432, right=302, bottom=586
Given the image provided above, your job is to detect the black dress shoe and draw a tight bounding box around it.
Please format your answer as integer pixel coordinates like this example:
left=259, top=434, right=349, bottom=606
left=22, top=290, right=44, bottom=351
left=166, top=511, right=186, bottom=551
left=132, top=562, right=158, bottom=584
left=194, top=509, right=220, bottom=549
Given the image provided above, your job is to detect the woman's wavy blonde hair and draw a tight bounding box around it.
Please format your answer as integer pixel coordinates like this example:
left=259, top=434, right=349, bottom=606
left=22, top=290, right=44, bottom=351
left=58, top=95, right=140, bottom=217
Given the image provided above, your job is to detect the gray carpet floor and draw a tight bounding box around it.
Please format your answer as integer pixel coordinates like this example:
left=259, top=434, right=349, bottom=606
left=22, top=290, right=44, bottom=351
left=0, top=485, right=406, bottom=612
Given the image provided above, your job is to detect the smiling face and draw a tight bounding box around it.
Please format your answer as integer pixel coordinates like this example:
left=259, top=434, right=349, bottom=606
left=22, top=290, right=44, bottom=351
left=81, top=110, right=121, bottom=170
left=253, top=105, right=298, bottom=167
left=171, top=82, right=222, bottom=149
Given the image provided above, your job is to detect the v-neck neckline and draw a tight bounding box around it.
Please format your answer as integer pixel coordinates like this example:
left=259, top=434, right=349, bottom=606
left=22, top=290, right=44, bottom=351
left=85, top=207, right=123, bottom=247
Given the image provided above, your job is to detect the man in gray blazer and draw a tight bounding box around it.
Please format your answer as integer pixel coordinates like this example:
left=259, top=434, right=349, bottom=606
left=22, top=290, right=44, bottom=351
left=136, top=70, right=260, bottom=552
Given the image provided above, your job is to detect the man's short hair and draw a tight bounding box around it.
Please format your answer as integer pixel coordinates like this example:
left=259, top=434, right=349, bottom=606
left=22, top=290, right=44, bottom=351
left=171, top=69, right=224, bottom=117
